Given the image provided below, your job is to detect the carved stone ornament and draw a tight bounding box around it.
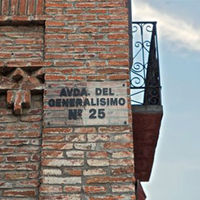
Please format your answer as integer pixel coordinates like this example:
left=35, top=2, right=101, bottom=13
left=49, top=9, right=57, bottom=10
left=0, top=67, right=44, bottom=115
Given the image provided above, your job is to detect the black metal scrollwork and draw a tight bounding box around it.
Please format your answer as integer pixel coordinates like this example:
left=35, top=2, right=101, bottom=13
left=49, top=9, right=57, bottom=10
left=130, top=22, right=161, bottom=105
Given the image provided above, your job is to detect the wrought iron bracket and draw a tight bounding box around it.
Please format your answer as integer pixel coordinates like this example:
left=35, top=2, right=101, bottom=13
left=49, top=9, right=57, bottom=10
left=130, top=22, right=161, bottom=105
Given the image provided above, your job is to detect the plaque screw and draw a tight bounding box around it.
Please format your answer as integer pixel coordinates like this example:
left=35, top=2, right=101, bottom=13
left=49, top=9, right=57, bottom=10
left=124, top=121, right=127, bottom=125
left=122, top=84, right=125, bottom=87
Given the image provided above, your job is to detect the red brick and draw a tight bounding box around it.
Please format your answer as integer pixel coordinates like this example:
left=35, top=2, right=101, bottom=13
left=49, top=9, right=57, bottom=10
left=16, top=163, right=38, bottom=171
left=55, top=61, right=84, bottom=67
left=67, top=47, right=85, bottom=53
left=0, top=164, right=15, bottom=171
left=84, top=186, right=107, bottom=193
left=97, top=68, right=128, bottom=74
left=43, top=135, right=65, bottom=142
left=0, top=53, right=12, bottom=58
left=74, top=53, right=95, bottom=60
left=87, top=9, right=107, bottom=14
left=43, top=128, right=73, bottom=134
left=97, top=40, right=128, bottom=46
left=100, top=27, right=126, bottom=33
left=108, top=74, right=129, bottom=80
left=86, top=176, right=135, bottom=184
left=7, top=155, right=29, bottom=162
left=98, top=14, right=128, bottom=20
left=86, top=60, right=106, bottom=67
left=26, top=0, right=34, bottom=15
left=108, top=60, right=129, bottom=66
left=64, top=186, right=81, bottom=193
left=19, top=0, right=27, bottom=15
left=15, top=39, right=40, bottom=45
left=42, top=143, right=73, bottom=150
left=77, top=15, right=96, bottom=21
left=111, top=167, right=135, bottom=176
left=67, top=9, right=84, bottom=14
left=46, top=47, right=65, bottom=53
left=99, top=53, right=128, bottom=59
left=87, top=152, right=108, bottom=159
left=0, top=132, right=15, bottom=138
left=75, top=3, right=96, bottom=8
left=18, top=127, right=40, bottom=134
left=45, top=54, right=73, bottom=59
left=72, top=41, right=95, bottom=46
left=110, top=20, right=129, bottom=26
left=3, top=189, right=36, bottom=197
left=6, top=91, right=14, bottom=106
left=5, top=172, right=27, bottom=180
left=63, top=169, right=82, bottom=176
left=87, top=75, right=106, bottom=81
left=42, top=151, right=63, bottom=158
left=98, top=126, right=130, bottom=134
left=112, top=184, right=134, bottom=193
left=98, top=2, right=126, bottom=8
left=74, top=127, right=96, bottom=134
left=46, top=3, right=73, bottom=8
left=0, top=156, right=4, bottom=162
left=7, top=139, right=29, bottom=146
left=45, top=34, right=66, bottom=40
left=40, top=185, right=62, bottom=193
left=45, top=74, right=66, bottom=81
left=2, top=0, right=9, bottom=15
left=80, top=27, right=98, bottom=33
left=65, top=134, right=86, bottom=142
left=68, top=76, right=85, bottom=81
left=104, top=142, right=133, bottom=149
left=0, top=147, right=15, bottom=154
left=89, top=195, right=136, bottom=200
left=46, top=21, right=65, bottom=27
left=110, top=159, right=134, bottom=166
left=108, top=33, right=128, bottom=39
left=23, top=90, right=31, bottom=108
left=68, top=34, right=89, bottom=40
left=86, top=47, right=106, bottom=52
left=17, top=180, right=39, bottom=187
left=45, top=8, right=63, bottom=15
left=36, top=0, right=44, bottom=15
left=31, top=154, right=40, bottom=162
left=20, top=115, right=42, bottom=122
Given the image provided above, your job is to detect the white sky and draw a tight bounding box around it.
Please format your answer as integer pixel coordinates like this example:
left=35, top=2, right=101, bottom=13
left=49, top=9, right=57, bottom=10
left=133, top=1, right=200, bottom=52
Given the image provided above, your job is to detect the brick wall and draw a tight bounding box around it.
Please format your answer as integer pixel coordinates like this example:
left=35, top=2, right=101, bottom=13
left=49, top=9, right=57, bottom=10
left=0, top=25, right=44, bottom=62
left=0, top=0, right=44, bottom=16
left=0, top=0, right=135, bottom=199
left=0, top=94, right=43, bottom=198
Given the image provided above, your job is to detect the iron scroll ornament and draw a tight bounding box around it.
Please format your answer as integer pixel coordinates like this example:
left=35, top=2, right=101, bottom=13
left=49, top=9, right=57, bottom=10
left=130, top=22, right=161, bottom=105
